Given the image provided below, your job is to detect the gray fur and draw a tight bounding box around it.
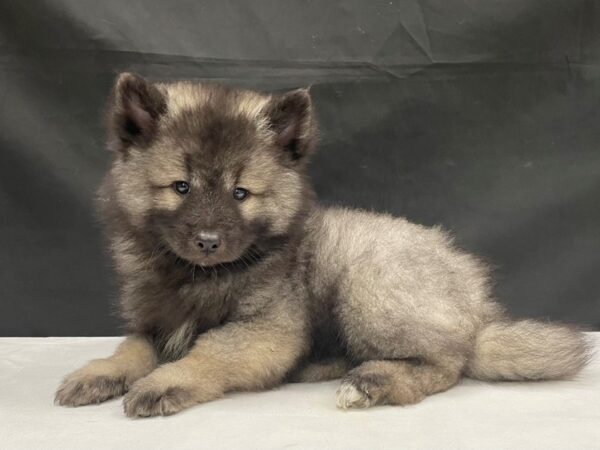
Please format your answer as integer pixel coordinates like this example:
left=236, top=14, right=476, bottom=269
left=55, top=74, right=591, bottom=417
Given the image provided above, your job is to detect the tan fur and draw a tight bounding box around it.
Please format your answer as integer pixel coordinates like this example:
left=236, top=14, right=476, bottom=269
left=158, top=81, right=270, bottom=126
left=467, top=320, right=591, bottom=380
left=290, top=358, right=351, bottom=383
left=123, top=302, right=308, bottom=417
left=237, top=150, right=282, bottom=194
left=157, top=82, right=211, bottom=118
left=236, top=92, right=272, bottom=124
left=238, top=168, right=303, bottom=234
left=337, top=359, right=462, bottom=409
left=55, top=336, right=158, bottom=406
left=110, top=235, right=144, bottom=274
left=305, top=207, right=589, bottom=408
left=111, top=154, right=154, bottom=227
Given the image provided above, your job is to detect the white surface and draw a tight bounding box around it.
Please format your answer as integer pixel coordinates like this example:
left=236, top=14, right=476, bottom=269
left=1, top=335, right=599, bottom=450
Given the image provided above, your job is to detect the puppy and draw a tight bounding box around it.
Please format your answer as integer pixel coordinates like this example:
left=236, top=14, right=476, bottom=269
left=55, top=74, right=590, bottom=417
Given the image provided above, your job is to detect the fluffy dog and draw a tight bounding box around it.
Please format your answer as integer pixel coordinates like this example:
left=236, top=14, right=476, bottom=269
left=55, top=74, right=590, bottom=417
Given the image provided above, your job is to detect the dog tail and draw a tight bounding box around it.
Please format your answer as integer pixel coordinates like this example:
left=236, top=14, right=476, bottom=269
left=466, top=319, right=592, bottom=381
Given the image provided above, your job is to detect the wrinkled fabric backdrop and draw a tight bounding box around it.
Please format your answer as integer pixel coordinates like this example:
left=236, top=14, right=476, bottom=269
left=1, top=1, right=599, bottom=336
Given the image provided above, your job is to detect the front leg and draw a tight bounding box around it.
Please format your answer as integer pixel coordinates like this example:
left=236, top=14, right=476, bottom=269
left=123, top=315, right=307, bottom=418
left=55, top=335, right=158, bottom=407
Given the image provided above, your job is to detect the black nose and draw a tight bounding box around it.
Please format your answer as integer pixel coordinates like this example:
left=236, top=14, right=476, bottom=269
left=196, top=231, right=221, bottom=253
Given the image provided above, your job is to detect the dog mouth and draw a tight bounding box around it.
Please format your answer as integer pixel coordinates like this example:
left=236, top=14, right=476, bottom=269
left=193, top=253, right=237, bottom=267
left=179, top=247, right=242, bottom=268
left=160, top=234, right=252, bottom=269
left=168, top=245, right=265, bottom=274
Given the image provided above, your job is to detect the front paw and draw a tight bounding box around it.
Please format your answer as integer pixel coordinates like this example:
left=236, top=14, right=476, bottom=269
left=55, top=361, right=127, bottom=407
left=123, top=376, right=197, bottom=418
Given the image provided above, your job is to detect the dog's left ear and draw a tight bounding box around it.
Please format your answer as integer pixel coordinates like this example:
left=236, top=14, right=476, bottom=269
left=265, top=88, right=317, bottom=162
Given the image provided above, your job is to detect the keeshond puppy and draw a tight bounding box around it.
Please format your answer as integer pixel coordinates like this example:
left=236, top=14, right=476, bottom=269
left=55, top=73, right=590, bottom=418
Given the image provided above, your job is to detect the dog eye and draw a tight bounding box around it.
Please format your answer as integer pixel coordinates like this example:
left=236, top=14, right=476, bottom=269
left=233, top=187, right=249, bottom=201
left=173, top=181, right=190, bottom=195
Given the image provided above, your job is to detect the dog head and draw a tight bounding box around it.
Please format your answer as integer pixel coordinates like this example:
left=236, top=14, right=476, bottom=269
left=104, top=73, right=317, bottom=266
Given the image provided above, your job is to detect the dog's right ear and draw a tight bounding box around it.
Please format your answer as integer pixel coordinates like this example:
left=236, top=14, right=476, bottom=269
left=107, top=73, right=167, bottom=152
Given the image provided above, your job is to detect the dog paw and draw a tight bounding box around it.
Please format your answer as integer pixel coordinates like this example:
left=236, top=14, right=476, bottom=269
left=55, top=373, right=126, bottom=407
left=336, top=381, right=372, bottom=409
left=123, top=378, right=195, bottom=418
left=336, top=372, right=388, bottom=409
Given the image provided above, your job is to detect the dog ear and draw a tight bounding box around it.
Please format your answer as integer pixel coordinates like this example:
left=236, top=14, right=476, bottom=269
left=265, top=88, right=317, bottom=162
left=107, top=72, right=167, bottom=152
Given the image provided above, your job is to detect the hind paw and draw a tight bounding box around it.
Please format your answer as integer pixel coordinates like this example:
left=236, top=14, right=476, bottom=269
left=336, top=381, right=374, bottom=409
left=336, top=371, right=388, bottom=409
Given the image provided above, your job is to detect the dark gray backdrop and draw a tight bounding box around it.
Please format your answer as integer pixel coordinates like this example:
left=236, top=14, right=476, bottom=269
left=1, top=0, right=599, bottom=336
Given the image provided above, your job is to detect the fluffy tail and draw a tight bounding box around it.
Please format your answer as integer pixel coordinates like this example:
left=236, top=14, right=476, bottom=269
left=467, top=320, right=592, bottom=381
